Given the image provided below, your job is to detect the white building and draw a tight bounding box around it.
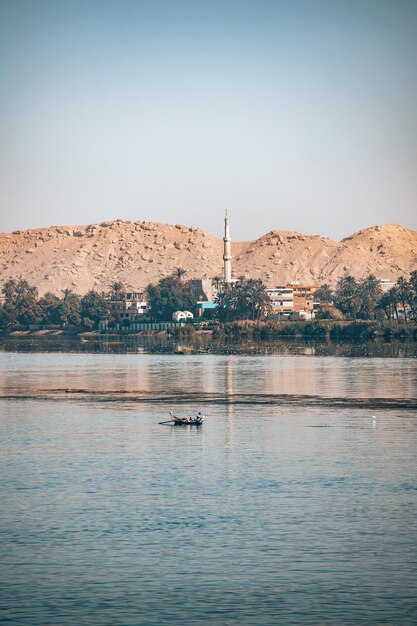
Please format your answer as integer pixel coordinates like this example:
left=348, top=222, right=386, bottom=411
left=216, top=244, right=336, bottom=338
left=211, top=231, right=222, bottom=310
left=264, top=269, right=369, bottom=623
left=379, top=279, right=396, bottom=292
left=172, top=310, right=194, bottom=322
left=110, top=291, right=148, bottom=323
left=266, top=287, right=294, bottom=316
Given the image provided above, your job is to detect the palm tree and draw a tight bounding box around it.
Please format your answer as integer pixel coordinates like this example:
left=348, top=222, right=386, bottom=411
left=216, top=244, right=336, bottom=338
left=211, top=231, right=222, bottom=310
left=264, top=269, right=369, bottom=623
left=238, top=279, right=272, bottom=320
left=61, top=288, right=74, bottom=301
left=357, top=275, right=382, bottom=320
left=212, top=276, right=223, bottom=292
left=396, top=276, right=411, bottom=322
left=385, top=286, right=400, bottom=320
left=110, top=281, right=124, bottom=301
left=334, top=274, right=360, bottom=319
left=215, top=278, right=271, bottom=321
left=409, top=271, right=417, bottom=321
left=174, top=267, right=186, bottom=282
left=315, top=283, right=333, bottom=304
left=59, top=289, right=81, bottom=327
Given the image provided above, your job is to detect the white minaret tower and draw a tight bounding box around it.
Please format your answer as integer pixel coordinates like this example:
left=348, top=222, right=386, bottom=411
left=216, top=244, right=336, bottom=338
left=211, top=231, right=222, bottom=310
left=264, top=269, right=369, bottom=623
left=223, top=210, right=232, bottom=284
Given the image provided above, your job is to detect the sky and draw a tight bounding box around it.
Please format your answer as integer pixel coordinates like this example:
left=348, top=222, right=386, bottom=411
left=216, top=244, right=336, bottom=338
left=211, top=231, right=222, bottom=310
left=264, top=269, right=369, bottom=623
left=0, top=0, right=416, bottom=241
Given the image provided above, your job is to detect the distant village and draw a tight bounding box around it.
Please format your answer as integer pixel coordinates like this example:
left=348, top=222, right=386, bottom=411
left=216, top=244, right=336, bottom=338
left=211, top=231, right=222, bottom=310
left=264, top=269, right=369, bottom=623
left=99, top=213, right=403, bottom=332
left=0, top=213, right=414, bottom=332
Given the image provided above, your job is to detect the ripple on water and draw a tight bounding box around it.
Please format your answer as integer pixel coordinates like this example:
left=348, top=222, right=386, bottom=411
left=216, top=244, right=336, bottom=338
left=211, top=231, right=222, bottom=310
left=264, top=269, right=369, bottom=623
left=0, top=353, right=416, bottom=625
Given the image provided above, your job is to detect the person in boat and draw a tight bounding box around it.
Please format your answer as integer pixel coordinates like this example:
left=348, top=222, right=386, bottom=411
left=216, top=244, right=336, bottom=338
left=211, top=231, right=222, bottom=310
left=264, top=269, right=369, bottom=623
left=184, top=415, right=199, bottom=423
left=169, top=411, right=203, bottom=424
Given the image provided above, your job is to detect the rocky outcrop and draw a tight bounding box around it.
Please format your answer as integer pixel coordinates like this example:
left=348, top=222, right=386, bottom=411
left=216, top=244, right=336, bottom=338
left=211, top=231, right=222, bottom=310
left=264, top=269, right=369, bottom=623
left=0, top=220, right=415, bottom=295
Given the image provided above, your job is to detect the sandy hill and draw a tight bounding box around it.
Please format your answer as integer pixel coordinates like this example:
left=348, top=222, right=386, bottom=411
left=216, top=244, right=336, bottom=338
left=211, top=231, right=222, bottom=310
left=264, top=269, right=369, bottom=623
left=0, top=220, right=416, bottom=295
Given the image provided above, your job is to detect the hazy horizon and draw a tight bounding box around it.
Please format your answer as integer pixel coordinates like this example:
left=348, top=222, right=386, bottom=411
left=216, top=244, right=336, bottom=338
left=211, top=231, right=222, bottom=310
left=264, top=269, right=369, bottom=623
left=1, top=0, right=416, bottom=241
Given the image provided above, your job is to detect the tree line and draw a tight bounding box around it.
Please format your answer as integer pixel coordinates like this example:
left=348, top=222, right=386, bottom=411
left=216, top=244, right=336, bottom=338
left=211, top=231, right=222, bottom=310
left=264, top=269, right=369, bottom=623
left=0, top=273, right=273, bottom=328
left=212, top=273, right=417, bottom=323
left=0, top=279, right=110, bottom=330
left=1, top=270, right=416, bottom=331
left=146, top=274, right=273, bottom=321
left=0, top=272, right=197, bottom=330
left=315, top=272, right=417, bottom=321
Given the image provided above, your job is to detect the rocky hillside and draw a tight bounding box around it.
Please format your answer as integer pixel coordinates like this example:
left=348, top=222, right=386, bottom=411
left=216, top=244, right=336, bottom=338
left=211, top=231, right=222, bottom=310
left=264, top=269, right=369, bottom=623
left=0, top=220, right=415, bottom=295
left=235, top=224, right=417, bottom=286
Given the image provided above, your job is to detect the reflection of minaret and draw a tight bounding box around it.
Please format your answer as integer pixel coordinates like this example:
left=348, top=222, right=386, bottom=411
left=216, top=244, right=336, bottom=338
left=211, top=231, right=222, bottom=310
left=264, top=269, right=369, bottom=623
left=225, top=355, right=234, bottom=450
left=223, top=210, right=232, bottom=284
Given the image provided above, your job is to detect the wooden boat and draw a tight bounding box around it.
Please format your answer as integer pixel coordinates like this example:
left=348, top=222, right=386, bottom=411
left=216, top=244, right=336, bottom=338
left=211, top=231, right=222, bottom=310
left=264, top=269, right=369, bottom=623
left=169, top=411, right=204, bottom=426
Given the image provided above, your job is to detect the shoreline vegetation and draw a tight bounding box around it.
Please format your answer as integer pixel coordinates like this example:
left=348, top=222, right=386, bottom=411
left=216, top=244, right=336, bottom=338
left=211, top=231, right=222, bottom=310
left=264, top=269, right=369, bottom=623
left=1, top=273, right=416, bottom=349
left=1, top=319, right=416, bottom=343
left=212, top=319, right=417, bottom=342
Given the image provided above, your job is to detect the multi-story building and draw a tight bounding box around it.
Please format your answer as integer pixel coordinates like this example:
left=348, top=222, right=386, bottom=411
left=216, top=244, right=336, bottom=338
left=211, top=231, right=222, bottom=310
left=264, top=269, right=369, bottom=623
left=266, top=283, right=317, bottom=319
left=266, top=286, right=294, bottom=316
left=110, top=291, right=148, bottom=324
left=289, top=282, right=316, bottom=313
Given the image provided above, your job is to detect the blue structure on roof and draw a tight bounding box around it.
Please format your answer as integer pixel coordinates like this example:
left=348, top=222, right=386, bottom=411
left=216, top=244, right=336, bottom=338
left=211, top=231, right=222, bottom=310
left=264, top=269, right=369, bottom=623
left=195, top=301, right=218, bottom=319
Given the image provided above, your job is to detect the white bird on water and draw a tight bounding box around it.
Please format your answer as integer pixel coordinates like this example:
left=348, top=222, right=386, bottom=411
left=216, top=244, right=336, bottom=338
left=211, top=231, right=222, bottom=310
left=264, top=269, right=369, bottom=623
left=372, top=415, right=376, bottom=427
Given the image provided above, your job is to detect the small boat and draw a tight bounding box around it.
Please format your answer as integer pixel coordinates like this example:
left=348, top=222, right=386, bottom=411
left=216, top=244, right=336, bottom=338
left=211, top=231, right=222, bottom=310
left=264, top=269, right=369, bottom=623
left=169, top=411, right=204, bottom=426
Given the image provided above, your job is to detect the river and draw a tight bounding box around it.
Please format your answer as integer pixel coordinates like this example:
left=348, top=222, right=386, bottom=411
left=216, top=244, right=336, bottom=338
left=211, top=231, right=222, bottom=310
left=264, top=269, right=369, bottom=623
left=0, top=351, right=416, bottom=625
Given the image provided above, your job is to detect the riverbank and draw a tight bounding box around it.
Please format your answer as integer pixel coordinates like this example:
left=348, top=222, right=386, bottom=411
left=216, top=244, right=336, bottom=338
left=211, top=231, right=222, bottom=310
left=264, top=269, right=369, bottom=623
left=212, top=319, right=417, bottom=342
left=1, top=319, right=416, bottom=341
left=1, top=329, right=416, bottom=357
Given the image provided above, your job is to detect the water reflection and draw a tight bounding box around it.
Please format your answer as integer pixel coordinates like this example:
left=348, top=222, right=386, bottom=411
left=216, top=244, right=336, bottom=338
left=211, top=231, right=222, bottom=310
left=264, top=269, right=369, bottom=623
left=1, top=333, right=416, bottom=358
left=225, top=355, right=234, bottom=452
left=0, top=354, right=416, bottom=625
left=1, top=353, right=416, bottom=412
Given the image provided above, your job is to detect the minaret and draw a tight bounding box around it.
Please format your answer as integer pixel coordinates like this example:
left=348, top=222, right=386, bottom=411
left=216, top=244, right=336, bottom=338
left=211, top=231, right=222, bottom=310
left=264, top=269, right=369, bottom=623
left=223, top=210, right=232, bottom=284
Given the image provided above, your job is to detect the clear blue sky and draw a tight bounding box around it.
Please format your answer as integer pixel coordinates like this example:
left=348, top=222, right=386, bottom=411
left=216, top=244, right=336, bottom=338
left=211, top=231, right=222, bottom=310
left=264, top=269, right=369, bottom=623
left=0, top=0, right=416, bottom=240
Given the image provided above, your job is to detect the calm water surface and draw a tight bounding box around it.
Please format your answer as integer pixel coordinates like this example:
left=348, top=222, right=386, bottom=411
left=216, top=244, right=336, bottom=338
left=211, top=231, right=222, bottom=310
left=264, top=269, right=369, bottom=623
left=0, top=353, right=416, bottom=625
